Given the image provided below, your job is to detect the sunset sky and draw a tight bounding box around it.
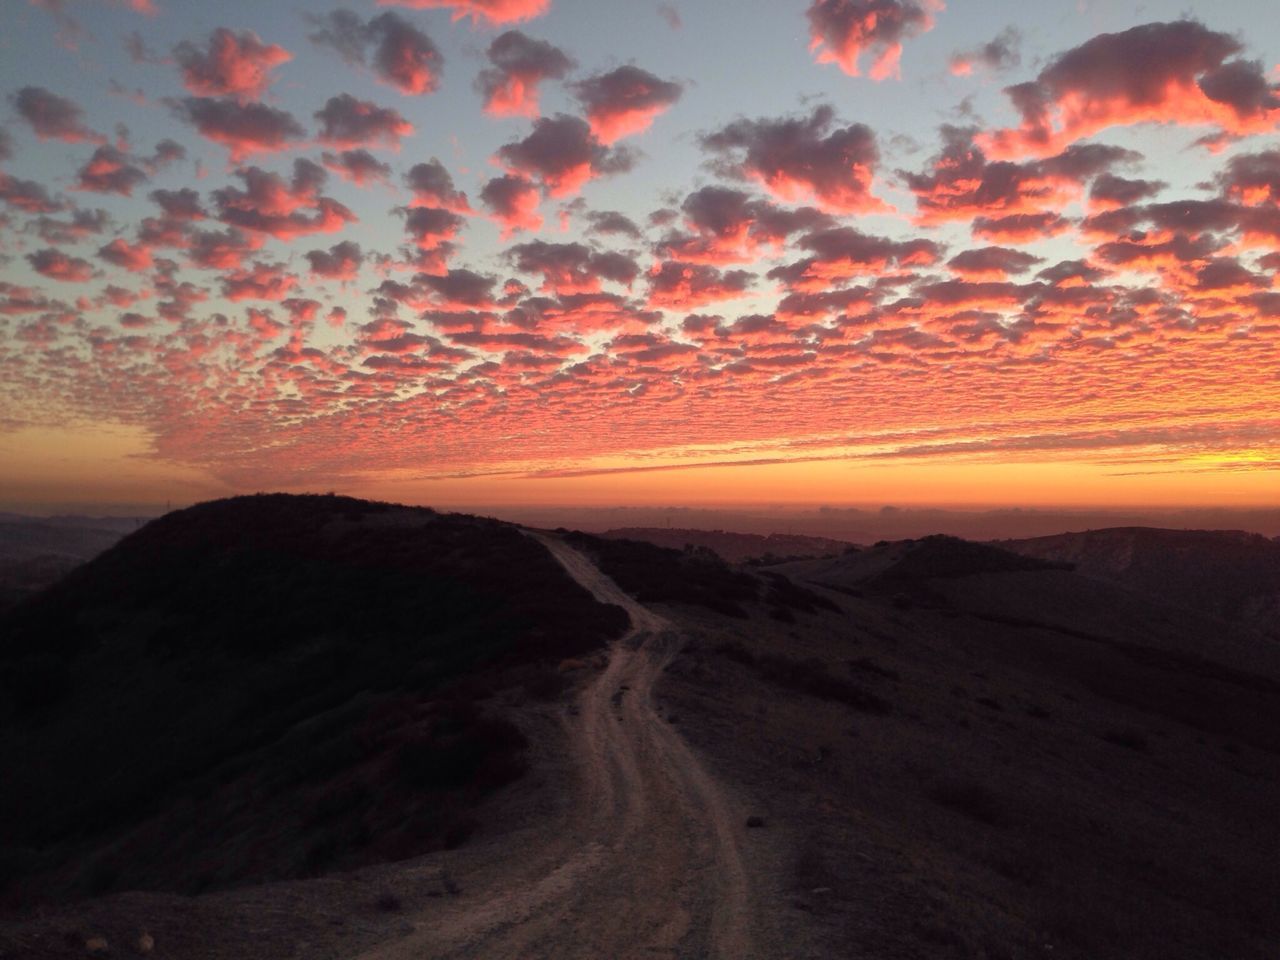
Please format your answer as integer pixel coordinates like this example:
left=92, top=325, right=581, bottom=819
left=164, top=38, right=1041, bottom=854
left=1, top=0, right=1278, bottom=512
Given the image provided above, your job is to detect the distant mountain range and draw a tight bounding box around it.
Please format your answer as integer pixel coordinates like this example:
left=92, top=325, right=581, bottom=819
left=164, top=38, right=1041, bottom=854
left=600, top=526, right=855, bottom=563
left=1001, top=527, right=1280, bottom=638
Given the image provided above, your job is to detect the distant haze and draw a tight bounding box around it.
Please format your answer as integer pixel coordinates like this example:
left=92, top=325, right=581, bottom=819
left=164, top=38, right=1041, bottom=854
left=458, top=504, right=1280, bottom=542
left=4, top=501, right=1280, bottom=542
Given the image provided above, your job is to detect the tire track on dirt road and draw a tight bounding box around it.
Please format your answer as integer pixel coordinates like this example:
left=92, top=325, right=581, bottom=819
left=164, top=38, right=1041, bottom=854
left=357, top=531, right=753, bottom=960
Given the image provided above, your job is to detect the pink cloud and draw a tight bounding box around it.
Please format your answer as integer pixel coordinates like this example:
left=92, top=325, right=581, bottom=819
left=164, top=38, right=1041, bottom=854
left=0, top=174, right=66, bottom=214
left=309, top=11, right=443, bottom=96
left=314, top=93, right=414, bottom=148
left=404, top=159, right=471, bottom=212
left=480, top=174, right=543, bottom=236
left=175, top=97, right=306, bottom=162
left=173, top=28, right=291, bottom=101
left=476, top=30, right=574, bottom=117
left=806, top=0, right=943, bottom=80
left=701, top=105, right=887, bottom=214
left=647, top=261, right=754, bottom=309
left=506, top=239, right=638, bottom=294
left=571, top=65, right=682, bottom=143
left=656, top=186, right=832, bottom=264
left=980, top=21, right=1280, bottom=158
left=213, top=161, right=356, bottom=240
left=220, top=260, right=297, bottom=301
left=377, top=0, right=550, bottom=25
left=306, top=240, right=364, bottom=280
left=322, top=149, right=393, bottom=186
left=97, top=238, right=154, bottom=271
left=28, top=247, right=95, bottom=282
left=496, top=113, right=635, bottom=197
left=75, top=146, right=149, bottom=195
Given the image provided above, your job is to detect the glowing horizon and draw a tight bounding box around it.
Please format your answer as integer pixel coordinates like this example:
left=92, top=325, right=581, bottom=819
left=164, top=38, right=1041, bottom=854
left=1, top=1, right=1278, bottom=512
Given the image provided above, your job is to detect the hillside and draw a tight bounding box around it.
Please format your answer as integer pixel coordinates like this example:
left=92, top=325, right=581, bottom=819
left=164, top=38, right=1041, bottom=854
left=0, top=494, right=626, bottom=900
left=1000, top=527, right=1280, bottom=637
left=1, top=513, right=1278, bottom=960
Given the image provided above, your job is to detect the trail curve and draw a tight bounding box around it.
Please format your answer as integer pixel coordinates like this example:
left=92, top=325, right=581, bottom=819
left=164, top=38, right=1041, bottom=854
left=356, top=531, right=753, bottom=960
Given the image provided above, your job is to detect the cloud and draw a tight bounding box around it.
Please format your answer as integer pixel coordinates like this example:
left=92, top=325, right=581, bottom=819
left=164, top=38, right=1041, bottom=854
left=946, top=245, right=1041, bottom=278
left=0, top=128, right=11, bottom=162
left=971, top=212, right=1072, bottom=242
left=657, top=3, right=681, bottom=29
left=97, top=237, right=153, bottom=271
left=806, top=0, right=943, bottom=80
left=12, top=86, right=103, bottom=143
left=125, top=29, right=162, bottom=64
left=1089, top=173, right=1166, bottom=209
left=420, top=270, right=501, bottom=311
left=1217, top=149, right=1280, bottom=207
left=949, top=26, right=1019, bottom=76
left=26, top=207, right=111, bottom=244
left=315, top=93, right=413, bottom=148
left=571, top=65, right=682, bottom=143
left=656, top=186, right=832, bottom=264
left=322, top=149, right=394, bottom=186
left=212, top=160, right=355, bottom=239
left=174, top=97, right=306, bottom=162
left=480, top=173, right=543, bottom=235
left=1193, top=257, right=1269, bottom=292
left=187, top=226, right=261, bottom=269
left=404, top=158, right=471, bottom=211
left=902, top=125, right=1138, bottom=223
left=476, top=30, right=574, bottom=117
left=647, top=261, right=754, bottom=309
left=376, top=0, right=550, bottom=25
left=150, top=187, right=207, bottom=220
left=220, top=260, right=297, bottom=301
left=506, top=239, right=638, bottom=294
left=398, top=204, right=466, bottom=251
left=28, top=247, right=94, bottom=282
left=306, top=240, right=364, bottom=279
left=701, top=105, right=886, bottom=214
left=981, top=21, right=1280, bottom=158
left=75, top=145, right=149, bottom=195
left=496, top=113, right=635, bottom=196
left=173, top=28, right=291, bottom=101
left=145, top=139, right=187, bottom=174
left=770, top=225, right=939, bottom=290
left=584, top=208, right=641, bottom=238
left=0, top=174, right=65, bottom=213
left=309, top=11, right=443, bottom=96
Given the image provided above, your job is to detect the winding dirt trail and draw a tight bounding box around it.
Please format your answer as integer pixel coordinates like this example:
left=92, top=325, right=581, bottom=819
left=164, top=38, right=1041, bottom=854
left=357, top=533, right=753, bottom=960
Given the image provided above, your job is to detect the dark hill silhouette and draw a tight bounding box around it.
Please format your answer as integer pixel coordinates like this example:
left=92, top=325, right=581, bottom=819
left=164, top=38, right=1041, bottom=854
left=0, top=494, right=626, bottom=899
left=1000, top=527, right=1280, bottom=637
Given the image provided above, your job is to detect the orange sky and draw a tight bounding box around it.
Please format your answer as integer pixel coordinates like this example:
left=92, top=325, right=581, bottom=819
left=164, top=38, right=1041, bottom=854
left=1, top=4, right=1278, bottom=513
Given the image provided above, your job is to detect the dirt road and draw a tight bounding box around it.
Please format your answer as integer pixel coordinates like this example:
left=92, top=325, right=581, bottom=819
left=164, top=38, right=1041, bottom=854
left=357, top=533, right=753, bottom=960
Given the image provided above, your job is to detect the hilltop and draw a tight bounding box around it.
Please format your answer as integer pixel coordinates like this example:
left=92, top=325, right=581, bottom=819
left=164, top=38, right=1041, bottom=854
left=0, top=494, right=627, bottom=899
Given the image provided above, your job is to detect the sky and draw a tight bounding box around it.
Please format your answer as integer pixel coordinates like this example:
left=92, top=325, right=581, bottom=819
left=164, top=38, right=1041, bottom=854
left=0, top=0, right=1278, bottom=513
